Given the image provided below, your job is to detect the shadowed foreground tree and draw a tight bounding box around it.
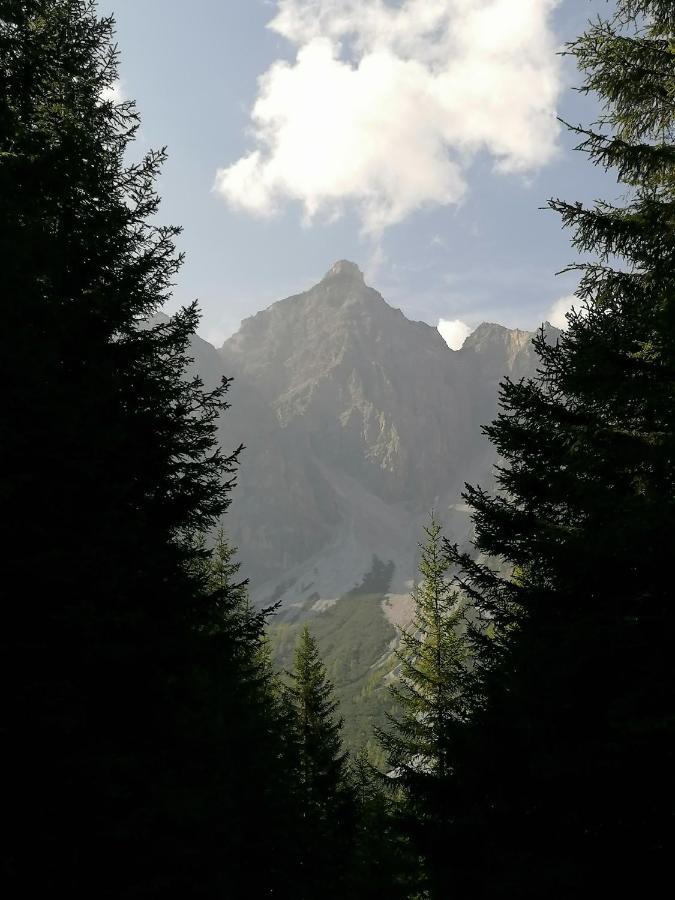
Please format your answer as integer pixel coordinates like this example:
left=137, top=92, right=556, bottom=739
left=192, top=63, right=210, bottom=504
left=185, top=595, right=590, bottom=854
left=287, top=625, right=355, bottom=899
left=347, top=749, right=417, bottom=900
left=442, top=2, right=675, bottom=895
left=0, top=2, right=296, bottom=895
left=187, top=526, right=306, bottom=895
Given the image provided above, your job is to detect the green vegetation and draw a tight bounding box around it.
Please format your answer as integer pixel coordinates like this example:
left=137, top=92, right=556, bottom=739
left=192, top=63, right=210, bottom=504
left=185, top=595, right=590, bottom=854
left=378, top=515, right=468, bottom=892
left=272, top=558, right=398, bottom=762
left=381, top=515, right=467, bottom=780
left=442, top=2, right=675, bottom=895
left=285, top=626, right=354, bottom=899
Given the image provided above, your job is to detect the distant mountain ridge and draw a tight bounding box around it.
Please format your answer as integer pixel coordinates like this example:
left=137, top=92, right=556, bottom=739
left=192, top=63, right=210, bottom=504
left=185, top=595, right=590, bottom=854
left=189, top=261, right=558, bottom=612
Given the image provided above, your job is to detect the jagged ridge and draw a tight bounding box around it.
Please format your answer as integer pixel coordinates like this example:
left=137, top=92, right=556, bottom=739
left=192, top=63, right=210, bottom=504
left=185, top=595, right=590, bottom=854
left=192, top=262, right=558, bottom=609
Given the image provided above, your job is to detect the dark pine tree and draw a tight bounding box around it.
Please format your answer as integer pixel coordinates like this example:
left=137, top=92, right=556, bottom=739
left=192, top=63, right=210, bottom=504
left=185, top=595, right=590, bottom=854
left=0, top=3, right=292, bottom=896
left=441, top=2, right=675, bottom=896
left=193, top=527, right=304, bottom=897
left=287, top=625, right=354, bottom=899
left=347, top=749, right=417, bottom=900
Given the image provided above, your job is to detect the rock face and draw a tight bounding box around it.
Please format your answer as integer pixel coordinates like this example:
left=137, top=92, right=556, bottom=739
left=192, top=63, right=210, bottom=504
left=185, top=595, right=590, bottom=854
left=198, top=262, right=557, bottom=611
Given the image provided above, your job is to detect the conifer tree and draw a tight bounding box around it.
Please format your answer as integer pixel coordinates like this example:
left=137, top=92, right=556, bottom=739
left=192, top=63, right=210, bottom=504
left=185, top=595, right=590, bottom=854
left=381, top=515, right=467, bottom=780
left=289, top=625, right=349, bottom=818
left=287, top=626, right=353, bottom=898
left=348, top=750, right=418, bottom=899
left=379, top=515, right=467, bottom=894
left=196, top=527, right=304, bottom=896
left=441, top=2, right=675, bottom=895
left=201, top=526, right=259, bottom=650
left=0, top=3, right=284, bottom=895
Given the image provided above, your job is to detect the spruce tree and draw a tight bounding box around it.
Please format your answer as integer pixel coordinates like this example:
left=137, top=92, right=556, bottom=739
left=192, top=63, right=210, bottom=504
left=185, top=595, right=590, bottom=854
left=0, top=3, right=281, bottom=895
left=441, top=2, right=675, bottom=895
left=287, top=626, right=353, bottom=898
left=347, top=750, right=416, bottom=900
left=196, top=527, right=304, bottom=897
left=379, top=514, right=468, bottom=894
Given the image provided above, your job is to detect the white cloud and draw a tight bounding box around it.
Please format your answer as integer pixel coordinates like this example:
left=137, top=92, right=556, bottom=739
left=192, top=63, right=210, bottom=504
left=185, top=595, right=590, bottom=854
left=364, top=242, right=387, bottom=282
left=547, top=294, right=577, bottom=329
left=100, top=80, right=125, bottom=104
left=215, top=0, right=562, bottom=233
left=205, top=326, right=229, bottom=348
left=438, top=318, right=472, bottom=350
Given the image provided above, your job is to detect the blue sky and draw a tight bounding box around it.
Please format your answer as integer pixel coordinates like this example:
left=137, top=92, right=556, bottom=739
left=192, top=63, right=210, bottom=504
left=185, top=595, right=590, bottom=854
left=99, top=1, right=616, bottom=348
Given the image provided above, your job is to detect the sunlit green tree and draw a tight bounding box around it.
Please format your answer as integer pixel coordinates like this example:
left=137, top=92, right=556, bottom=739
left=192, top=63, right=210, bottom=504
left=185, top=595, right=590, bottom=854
left=380, top=514, right=468, bottom=896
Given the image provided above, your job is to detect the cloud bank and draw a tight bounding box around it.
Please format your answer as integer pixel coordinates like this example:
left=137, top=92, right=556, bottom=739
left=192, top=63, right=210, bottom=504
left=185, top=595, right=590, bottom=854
left=100, top=80, right=125, bottom=105
left=548, top=294, right=577, bottom=330
left=438, top=318, right=472, bottom=350
left=215, top=0, right=562, bottom=233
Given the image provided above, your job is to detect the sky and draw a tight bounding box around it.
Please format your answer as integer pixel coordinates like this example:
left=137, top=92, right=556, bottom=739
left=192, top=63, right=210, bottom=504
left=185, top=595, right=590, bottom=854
left=98, top=0, right=617, bottom=349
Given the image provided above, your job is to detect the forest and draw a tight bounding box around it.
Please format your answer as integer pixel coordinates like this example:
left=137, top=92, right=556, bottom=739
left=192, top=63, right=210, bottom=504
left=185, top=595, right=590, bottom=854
left=2, top=1, right=674, bottom=897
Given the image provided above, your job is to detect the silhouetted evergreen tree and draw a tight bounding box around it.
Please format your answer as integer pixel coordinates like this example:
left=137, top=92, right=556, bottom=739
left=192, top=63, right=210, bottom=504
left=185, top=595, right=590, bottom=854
left=0, top=3, right=293, bottom=895
left=442, top=2, right=675, bottom=895
left=348, top=750, right=419, bottom=899
left=194, top=528, right=304, bottom=897
left=287, top=625, right=354, bottom=899
left=379, top=515, right=468, bottom=896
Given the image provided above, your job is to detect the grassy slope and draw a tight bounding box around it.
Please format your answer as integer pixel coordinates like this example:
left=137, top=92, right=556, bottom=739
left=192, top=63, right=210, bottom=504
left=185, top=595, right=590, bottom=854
left=270, top=559, right=400, bottom=764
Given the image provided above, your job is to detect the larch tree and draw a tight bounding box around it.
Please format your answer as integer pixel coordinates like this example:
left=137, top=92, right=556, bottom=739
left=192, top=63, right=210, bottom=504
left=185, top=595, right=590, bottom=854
left=379, top=514, right=468, bottom=895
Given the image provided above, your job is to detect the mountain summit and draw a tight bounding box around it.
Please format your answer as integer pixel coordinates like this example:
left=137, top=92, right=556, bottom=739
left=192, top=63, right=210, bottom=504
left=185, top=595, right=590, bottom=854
left=321, top=259, right=365, bottom=283
left=220, top=260, right=444, bottom=407
left=206, top=266, right=558, bottom=607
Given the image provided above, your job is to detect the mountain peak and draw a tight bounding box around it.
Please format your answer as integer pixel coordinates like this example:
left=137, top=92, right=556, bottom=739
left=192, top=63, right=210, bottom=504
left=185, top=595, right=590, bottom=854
left=462, top=321, right=528, bottom=348
left=321, top=260, right=365, bottom=283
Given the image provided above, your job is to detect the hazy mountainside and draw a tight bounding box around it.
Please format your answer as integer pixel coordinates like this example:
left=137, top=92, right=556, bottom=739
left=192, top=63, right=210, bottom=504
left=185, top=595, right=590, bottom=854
left=183, top=261, right=557, bottom=752
left=196, top=260, right=556, bottom=612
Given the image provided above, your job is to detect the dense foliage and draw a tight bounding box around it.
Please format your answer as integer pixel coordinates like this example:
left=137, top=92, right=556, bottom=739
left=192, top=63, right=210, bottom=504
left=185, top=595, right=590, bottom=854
left=441, top=1, right=675, bottom=895
left=1, top=2, right=291, bottom=895
left=378, top=516, right=468, bottom=895
left=285, top=626, right=355, bottom=898
left=272, top=557, right=397, bottom=759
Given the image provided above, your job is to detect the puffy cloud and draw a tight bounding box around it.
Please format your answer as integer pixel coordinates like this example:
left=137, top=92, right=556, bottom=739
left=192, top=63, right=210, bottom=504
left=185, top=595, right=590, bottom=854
left=548, top=294, right=578, bottom=329
left=100, top=80, right=125, bottom=104
left=438, top=318, right=472, bottom=350
left=215, top=0, right=562, bottom=233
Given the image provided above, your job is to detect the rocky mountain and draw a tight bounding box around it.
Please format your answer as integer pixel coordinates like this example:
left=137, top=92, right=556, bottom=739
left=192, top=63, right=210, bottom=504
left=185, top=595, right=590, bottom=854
left=192, top=261, right=557, bottom=616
